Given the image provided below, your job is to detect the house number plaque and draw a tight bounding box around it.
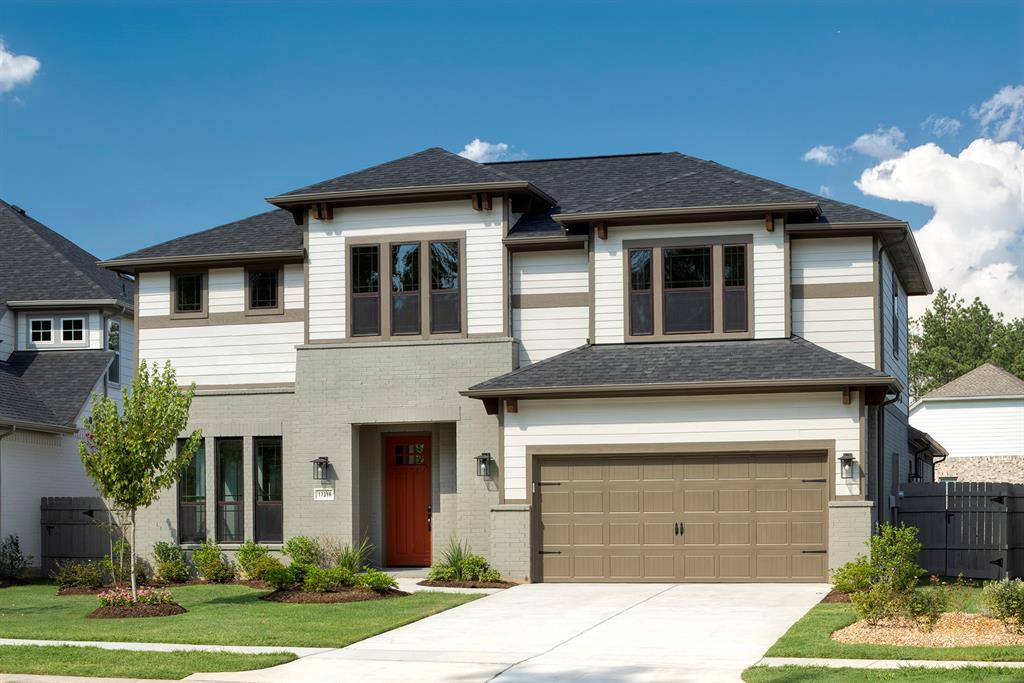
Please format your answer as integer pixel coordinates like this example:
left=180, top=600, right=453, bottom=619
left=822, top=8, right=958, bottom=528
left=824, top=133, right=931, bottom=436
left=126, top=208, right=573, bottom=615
left=313, top=488, right=335, bottom=502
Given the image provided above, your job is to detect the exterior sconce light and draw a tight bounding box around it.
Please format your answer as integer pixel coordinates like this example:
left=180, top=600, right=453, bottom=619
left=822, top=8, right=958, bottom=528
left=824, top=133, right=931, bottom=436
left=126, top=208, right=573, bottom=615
left=909, top=472, right=922, bottom=483
left=839, top=453, right=855, bottom=480
left=311, top=457, right=330, bottom=481
left=475, top=453, right=493, bottom=478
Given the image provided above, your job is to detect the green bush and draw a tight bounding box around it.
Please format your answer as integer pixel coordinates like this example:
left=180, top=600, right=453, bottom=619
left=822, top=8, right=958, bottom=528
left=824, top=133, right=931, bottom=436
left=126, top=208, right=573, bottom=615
left=428, top=536, right=502, bottom=582
left=355, top=567, right=397, bottom=593
left=191, top=541, right=235, bottom=583
left=334, top=538, right=374, bottom=574
left=152, top=542, right=189, bottom=583
left=428, top=564, right=456, bottom=581
left=51, top=559, right=105, bottom=589
left=303, top=567, right=354, bottom=593
left=264, top=563, right=304, bottom=591
left=103, top=539, right=147, bottom=586
left=0, top=535, right=32, bottom=580
left=459, top=554, right=489, bottom=581
left=831, top=556, right=873, bottom=594
left=236, top=541, right=271, bottom=579
left=869, top=523, right=925, bottom=592
left=983, top=578, right=1024, bottom=633
left=437, top=536, right=469, bottom=579
left=480, top=568, right=502, bottom=583
left=246, top=554, right=285, bottom=581
left=907, top=587, right=946, bottom=630
left=283, top=536, right=321, bottom=568
left=850, top=584, right=910, bottom=624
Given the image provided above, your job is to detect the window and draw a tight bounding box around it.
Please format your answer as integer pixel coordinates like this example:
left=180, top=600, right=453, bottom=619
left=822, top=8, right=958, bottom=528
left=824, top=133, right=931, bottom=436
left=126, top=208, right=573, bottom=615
left=628, top=249, right=653, bottom=336
left=174, top=273, right=204, bottom=314
left=254, top=437, right=283, bottom=543
left=178, top=439, right=206, bottom=543
left=350, top=245, right=380, bottom=336
left=61, top=318, right=84, bottom=342
left=663, top=247, right=712, bottom=333
left=391, top=243, right=421, bottom=335
left=30, top=319, right=52, bottom=343
left=430, top=241, right=460, bottom=333
left=216, top=438, right=244, bottom=543
left=723, top=245, right=748, bottom=333
left=891, top=271, right=899, bottom=358
left=107, top=319, right=120, bottom=383
left=248, top=268, right=279, bottom=310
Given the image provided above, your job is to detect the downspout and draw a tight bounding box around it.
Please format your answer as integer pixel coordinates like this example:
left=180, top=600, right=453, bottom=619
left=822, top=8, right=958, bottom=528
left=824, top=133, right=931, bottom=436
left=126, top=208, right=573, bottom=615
left=0, top=426, right=16, bottom=539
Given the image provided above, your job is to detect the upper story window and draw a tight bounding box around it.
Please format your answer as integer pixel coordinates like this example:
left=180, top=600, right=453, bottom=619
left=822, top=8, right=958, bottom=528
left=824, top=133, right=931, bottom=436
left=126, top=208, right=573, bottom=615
left=173, top=271, right=206, bottom=318
left=349, top=236, right=464, bottom=340
left=61, top=318, right=85, bottom=342
left=30, top=318, right=52, bottom=343
left=624, top=237, right=752, bottom=341
left=107, top=319, right=121, bottom=383
left=246, top=266, right=282, bottom=314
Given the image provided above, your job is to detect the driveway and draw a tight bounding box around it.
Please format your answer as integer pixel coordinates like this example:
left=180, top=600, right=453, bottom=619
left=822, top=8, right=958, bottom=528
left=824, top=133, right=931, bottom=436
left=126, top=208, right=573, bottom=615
left=189, top=583, right=827, bottom=683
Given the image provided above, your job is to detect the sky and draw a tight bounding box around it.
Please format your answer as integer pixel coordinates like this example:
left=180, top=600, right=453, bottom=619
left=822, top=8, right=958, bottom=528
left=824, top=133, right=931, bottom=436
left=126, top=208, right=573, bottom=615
left=2, top=0, right=1022, bottom=317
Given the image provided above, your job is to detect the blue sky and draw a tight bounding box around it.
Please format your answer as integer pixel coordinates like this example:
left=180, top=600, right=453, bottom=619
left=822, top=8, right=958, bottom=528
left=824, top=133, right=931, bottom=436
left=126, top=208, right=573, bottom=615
left=2, top=1, right=1022, bottom=315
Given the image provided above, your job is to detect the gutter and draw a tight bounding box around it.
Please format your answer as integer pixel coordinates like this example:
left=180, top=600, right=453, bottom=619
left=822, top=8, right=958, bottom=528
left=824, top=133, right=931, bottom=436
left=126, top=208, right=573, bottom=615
left=265, top=181, right=558, bottom=208
left=5, top=299, right=135, bottom=313
left=99, top=249, right=306, bottom=272
left=0, top=418, right=76, bottom=434
left=551, top=202, right=821, bottom=224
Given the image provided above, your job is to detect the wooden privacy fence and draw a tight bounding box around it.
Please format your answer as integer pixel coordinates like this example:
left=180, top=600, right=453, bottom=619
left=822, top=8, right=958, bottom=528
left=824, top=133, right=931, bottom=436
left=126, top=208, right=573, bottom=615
left=39, top=497, right=119, bottom=575
left=897, top=482, right=1024, bottom=580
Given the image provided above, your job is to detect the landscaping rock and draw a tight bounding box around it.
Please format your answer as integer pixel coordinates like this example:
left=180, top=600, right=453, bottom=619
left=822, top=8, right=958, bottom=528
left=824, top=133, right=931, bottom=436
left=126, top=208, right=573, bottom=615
left=833, top=612, right=1024, bottom=647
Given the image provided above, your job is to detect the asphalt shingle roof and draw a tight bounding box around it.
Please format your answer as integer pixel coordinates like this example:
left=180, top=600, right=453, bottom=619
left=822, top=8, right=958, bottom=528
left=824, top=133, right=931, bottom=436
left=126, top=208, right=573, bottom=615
left=0, top=350, right=114, bottom=428
left=922, top=363, right=1024, bottom=399
left=0, top=200, right=132, bottom=309
left=466, top=336, right=892, bottom=395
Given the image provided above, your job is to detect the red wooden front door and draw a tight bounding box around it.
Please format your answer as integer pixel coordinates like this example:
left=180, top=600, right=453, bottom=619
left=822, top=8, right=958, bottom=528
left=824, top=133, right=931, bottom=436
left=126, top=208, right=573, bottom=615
left=385, top=435, right=432, bottom=566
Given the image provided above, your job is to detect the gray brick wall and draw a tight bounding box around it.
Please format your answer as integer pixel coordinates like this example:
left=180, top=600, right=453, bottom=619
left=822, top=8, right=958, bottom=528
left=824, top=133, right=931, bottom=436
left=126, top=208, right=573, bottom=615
left=828, top=500, right=873, bottom=573
left=489, top=505, right=531, bottom=579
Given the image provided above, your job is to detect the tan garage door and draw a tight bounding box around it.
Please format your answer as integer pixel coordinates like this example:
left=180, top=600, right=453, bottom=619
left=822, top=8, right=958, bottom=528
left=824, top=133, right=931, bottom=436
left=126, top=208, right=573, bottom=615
left=535, top=453, right=828, bottom=582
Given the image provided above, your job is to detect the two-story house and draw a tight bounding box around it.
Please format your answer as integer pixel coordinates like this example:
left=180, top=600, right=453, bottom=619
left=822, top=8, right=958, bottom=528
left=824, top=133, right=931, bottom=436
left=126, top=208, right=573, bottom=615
left=103, top=148, right=933, bottom=582
left=0, top=200, right=134, bottom=569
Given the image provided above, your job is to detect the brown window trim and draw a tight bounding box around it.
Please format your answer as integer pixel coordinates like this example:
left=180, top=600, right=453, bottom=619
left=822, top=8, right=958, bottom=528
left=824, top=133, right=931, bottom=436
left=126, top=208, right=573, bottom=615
left=215, top=437, right=244, bottom=544
left=170, top=269, right=208, bottom=320
left=348, top=242, right=382, bottom=338
left=622, top=234, right=754, bottom=342
left=722, top=243, right=750, bottom=334
left=244, top=265, right=285, bottom=316
left=345, top=231, right=467, bottom=342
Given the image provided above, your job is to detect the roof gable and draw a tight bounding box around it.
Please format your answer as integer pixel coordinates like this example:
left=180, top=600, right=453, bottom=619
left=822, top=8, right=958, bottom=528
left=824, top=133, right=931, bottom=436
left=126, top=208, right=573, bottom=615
left=922, top=363, right=1024, bottom=399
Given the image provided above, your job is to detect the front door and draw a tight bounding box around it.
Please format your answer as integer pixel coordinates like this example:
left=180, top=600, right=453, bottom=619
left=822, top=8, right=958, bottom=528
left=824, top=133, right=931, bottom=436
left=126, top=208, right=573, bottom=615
left=385, top=435, right=432, bottom=566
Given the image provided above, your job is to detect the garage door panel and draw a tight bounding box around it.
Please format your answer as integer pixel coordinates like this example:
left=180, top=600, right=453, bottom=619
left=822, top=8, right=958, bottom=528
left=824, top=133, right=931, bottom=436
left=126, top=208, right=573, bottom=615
left=792, top=553, right=828, bottom=579
left=682, top=489, right=715, bottom=512
left=717, top=457, right=752, bottom=480
left=718, top=521, right=751, bottom=545
left=791, top=457, right=827, bottom=479
left=644, top=489, right=674, bottom=513
left=756, top=489, right=789, bottom=512
left=684, top=554, right=717, bottom=579
left=573, top=490, right=604, bottom=513
left=645, top=554, right=675, bottom=579
left=610, top=489, right=641, bottom=513
left=609, top=554, right=641, bottom=579
left=792, top=489, right=825, bottom=512
left=539, top=462, right=570, bottom=482
left=609, top=522, right=640, bottom=545
left=720, top=554, right=752, bottom=579
left=607, top=461, right=640, bottom=481
left=719, top=489, right=751, bottom=512
left=756, top=521, right=789, bottom=546
left=573, top=555, right=605, bottom=578
left=572, top=522, right=604, bottom=545
left=644, top=522, right=675, bottom=545
left=541, top=521, right=570, bottom=546
left=542, top=489, right=571, bottom=514
left=644, top=461, right=675, bottom=480
left=755, top=457, right=790, bottom=479
left=792, top=521, right=826, bottom=545
left=680, top=460, right=715, bottom=480
left=682, top=522, right=715, bottom=545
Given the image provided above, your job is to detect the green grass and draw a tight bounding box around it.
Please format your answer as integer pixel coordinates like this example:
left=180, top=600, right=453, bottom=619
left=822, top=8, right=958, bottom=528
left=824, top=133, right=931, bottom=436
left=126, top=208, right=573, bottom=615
left=0, top=644, right=295, bottom=679
left=0, top=582, right=480, bottom=648
left=766, top=586, right=1024, bottom=662
left=743, top=665, right=1024, bottom=682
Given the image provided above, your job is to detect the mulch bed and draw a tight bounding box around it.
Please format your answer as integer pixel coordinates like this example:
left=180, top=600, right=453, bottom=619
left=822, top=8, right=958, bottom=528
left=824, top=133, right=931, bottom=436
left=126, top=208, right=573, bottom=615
left=57, top=586, right=106, bottom=595
left=87, top=603, right=187, bottom=619
left=262, top=588, right=408, bottom=603
left=0, top=578, right=29, bottom=589
left=833, top=612, right=1024, bottom=647
left=820, top=590, right=852, bottom=603
left=417, top=579, right=516, bottom=589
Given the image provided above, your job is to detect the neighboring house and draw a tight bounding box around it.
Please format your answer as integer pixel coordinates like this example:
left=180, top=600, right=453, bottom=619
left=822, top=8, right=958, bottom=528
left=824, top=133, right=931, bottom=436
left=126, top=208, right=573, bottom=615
left=102, top=148, right=933, bottom=582
left=910, top=364, right=1024, bottom=483
left=0, top=200, right=134, bottom=569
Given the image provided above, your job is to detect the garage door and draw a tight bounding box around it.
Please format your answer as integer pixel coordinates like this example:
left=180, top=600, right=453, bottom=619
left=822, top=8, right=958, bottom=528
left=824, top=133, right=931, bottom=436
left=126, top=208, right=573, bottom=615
left=535, top=453, right=828, bottom=582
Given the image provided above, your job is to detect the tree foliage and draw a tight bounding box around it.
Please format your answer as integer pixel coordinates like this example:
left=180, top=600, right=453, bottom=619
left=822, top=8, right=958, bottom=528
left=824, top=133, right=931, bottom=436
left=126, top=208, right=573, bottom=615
left=910, top=289, right=1024, bottom=398
left=79, top=360, right=201, bottom=600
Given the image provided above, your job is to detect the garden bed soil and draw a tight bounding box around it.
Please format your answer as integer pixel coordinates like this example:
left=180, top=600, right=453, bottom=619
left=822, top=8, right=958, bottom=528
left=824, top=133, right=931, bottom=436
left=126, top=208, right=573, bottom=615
left=833, top=612, right=1024, bottom=647
left=262, top=588, right=408, bottom=603
left=417, top=579, right=516, bottom=589
left=56, top=586, right=106, bottom=595
left=87, top=603, right=187, bottom=619
left=820, top=590, right=851, bottom=603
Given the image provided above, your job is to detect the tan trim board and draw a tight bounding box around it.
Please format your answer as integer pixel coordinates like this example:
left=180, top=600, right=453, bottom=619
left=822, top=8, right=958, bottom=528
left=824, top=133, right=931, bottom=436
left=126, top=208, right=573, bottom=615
left=512, top=293, right=589, bottom=309
left=302, top=213, right=311, bottom=345
left=621, top=233, right=754, bottom=249
left=193, top=383, right=296, bottom=395
left=140, top=308, right=304, bottom=329
left=553, top=202, right=821, bottom=224
left=792, top=282, right=875, bottom=299
left=133, top=289, right=140, bottom=371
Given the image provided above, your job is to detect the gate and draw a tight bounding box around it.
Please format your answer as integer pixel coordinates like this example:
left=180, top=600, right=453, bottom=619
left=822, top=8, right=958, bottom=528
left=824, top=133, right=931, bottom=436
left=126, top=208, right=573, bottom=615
left=898, top=482, right=1023, bottom=580
left=39, top=497, right=119, bottom=574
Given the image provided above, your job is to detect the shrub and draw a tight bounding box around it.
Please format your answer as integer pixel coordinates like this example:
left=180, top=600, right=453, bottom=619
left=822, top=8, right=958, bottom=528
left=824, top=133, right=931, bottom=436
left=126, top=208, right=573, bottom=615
left=98, top=586, right=173, bottom=607
left=459, top=554, right=489, bottom=581
left=103, top=540, right=148, bottom=586
left=264, top=563, right=304, bottom=591
left=850, top=584, right=910, bottom=625
left=246, top=554, right=285, bottom=582
left=152, top=542, right=189, bottom=584
left=191, top=541, right=235, bottom=583
left=51, top=560, right=105, bottom=589
left=983, top=578, right=1024, bottom=633
left=355, top=567, right=397, bottom=593
left=907, top=587, right=946, bottom=630
left=429, top=537, right=502, bottom=582
left=869, top=523, right=925, bottom=592
left=0, top=535, right=31, bottom=580
left=283, top=536, right=321, bottom=568
left=303, top=567, right=353, bottom=593
left=428, top=564, right=456, bottom=581
left=931, top=574, right=974, bottom=614
left=331, top=537, right=374, bottom=574
left=831, top=556, right=873, bottom=594
left=480, top=568, right=502, bottom=583
left=437, top=536, right=469, bottom=579
left=236, top=541, right=271, bottom=579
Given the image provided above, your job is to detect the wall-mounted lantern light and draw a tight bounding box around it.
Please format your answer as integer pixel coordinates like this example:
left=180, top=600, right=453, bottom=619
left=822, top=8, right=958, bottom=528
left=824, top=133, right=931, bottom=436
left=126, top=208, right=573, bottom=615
left=475, top=453, right=493, bottom=478
left=311, top=457, right=330, bottom=481
left=839, top=453, right=855, bottom=480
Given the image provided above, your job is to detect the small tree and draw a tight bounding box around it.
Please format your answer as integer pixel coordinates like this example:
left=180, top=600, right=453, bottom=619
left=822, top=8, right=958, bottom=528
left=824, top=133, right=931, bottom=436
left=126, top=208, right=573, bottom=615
left=79, top=360, right=202, bottom=601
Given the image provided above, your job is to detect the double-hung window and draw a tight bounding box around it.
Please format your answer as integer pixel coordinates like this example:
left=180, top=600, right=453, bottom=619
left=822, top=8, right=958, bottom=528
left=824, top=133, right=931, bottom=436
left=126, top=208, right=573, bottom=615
left=625, top=239, right=752, bottom=340
left=61, top=318, right=85, bottom=342
left=430, top=241, right=461, bottom=333
left=173, top=272, right=206, bottom=318
left=391, top=243, right=421, bottom=335
left=177, top=439, right=206, bottom=543
left=247, top=267, right=281, bottom=312
left=30, top=319, right=52, bottom=343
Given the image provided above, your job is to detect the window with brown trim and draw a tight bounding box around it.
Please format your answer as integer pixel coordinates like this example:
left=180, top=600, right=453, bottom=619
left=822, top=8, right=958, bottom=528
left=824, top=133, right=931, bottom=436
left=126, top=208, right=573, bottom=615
left=723, top=245, right=748, bottom=333
left=254, top=437, right=283, bottom=543
left=174, top=273, right=204, bottom=314
left=430, top=240, right=460, bottom=333
left=177, top=439, right=206, bottom=544
left=248, top=268, right=279, bottom=310
left=628, top=249, right=653, bottom=336
left=391, top=243, right=421, bottom=335
left=663, top=246, right=712, bottom=333
left=215, top=437, right=244, bottom=543
left=350, top=245, right=380, bottom=336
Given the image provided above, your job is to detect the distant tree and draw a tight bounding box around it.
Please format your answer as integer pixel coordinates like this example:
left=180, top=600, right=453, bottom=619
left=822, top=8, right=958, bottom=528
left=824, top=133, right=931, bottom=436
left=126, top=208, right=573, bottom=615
left=910, top=289, right=1024, bottom=398
left=79, top=361, right=202, bottom=601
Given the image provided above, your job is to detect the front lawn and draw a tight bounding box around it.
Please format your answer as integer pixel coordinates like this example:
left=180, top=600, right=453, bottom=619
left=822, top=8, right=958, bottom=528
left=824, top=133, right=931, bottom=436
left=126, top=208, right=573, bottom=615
left=0, top=582, right=480, bottom=648
left=766, top=586, right=1024, bottom=662
left=743, top=665, right=1024, bottom=682
left=0, top=644, right=295, bottom=680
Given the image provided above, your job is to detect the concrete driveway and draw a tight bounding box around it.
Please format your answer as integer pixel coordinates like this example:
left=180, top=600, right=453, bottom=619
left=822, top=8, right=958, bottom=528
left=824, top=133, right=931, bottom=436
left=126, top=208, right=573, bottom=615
left=189, top=583, right=827, bottom=683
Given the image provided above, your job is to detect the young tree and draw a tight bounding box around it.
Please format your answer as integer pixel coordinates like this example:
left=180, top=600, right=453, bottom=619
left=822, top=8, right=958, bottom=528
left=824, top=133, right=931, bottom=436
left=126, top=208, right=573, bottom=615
left=910, top=289, right=1024, bottom=398
left=79, top=360, right=202, bottom=601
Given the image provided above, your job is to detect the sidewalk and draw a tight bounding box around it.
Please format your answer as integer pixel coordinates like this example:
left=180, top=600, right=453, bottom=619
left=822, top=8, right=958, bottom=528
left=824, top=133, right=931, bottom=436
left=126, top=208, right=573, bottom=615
left=758, top=656, right=1024, bottom=669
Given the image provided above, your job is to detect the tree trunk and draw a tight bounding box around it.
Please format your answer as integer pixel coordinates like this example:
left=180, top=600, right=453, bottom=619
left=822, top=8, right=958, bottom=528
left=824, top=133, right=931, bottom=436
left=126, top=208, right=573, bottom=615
left=130, top=509, right=138, bottom=602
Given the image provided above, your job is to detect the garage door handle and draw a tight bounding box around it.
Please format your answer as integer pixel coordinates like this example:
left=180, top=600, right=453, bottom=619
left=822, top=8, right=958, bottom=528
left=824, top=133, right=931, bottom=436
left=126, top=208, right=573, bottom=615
left=801, top=550, right=827, bottom=554
left=675, top=523, right=684, bottom=535
left=538, top=550, right=561, bottom=555
left=801, top=478, right=826, bottom=483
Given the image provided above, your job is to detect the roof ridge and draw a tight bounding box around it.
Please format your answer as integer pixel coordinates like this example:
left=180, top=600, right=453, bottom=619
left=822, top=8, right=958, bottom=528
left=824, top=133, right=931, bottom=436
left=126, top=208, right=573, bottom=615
left=486, top=152, right=667, bottom=165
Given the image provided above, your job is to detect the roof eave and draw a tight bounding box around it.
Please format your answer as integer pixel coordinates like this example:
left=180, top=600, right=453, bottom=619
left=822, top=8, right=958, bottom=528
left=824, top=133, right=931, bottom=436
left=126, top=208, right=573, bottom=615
left=0, top=417, right=77, bottom=434
left=503, top=234, right=588, bottom=251
left=98, top=249, right=306, bottom=274
left=6, top=299, right=133, bottom=312
left=551, top=202, right=822, bottom=225
left=265, top=181, right=557, bottom=208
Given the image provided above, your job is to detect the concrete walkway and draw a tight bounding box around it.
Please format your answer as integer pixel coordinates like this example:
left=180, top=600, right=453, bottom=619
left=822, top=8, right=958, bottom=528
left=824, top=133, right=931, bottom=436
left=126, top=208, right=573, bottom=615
left=186, top=583, right=828, bottom=683
left=758, top=656, right=1024, bottom=669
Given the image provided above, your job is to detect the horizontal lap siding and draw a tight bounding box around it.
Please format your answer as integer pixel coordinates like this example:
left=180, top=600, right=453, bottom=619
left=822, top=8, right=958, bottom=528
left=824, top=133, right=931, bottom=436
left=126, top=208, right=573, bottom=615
left=138, top=271, right=171, bottom=317
left=514, top=307, right=589, bottom=366
left=502, top=392, right=862, bottom=500
left=791, top=237, right=874, bottom=284
left=512, top=251, right=588, bottom=295
left=284, top=264, right=304, bottom=309
left=911, top=400, right=1024, bottom=458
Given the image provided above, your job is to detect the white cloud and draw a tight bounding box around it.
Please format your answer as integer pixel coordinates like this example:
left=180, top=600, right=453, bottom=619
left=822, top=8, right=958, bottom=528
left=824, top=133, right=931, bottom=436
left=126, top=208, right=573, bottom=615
left=802, top=145, right=842, bottom=166
left=458, top=138, right=522, bottom=163
left=921, top=114, right=961, bottom=138
left=818, top=185, right=832, bottom=197
left=0, top=39, right=40, bottom=93
left=971, top=84, right=1024, bottom=143
left=855, top=138, right=1024, bottom=319
left=849, top=126, right=906, bottom=160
